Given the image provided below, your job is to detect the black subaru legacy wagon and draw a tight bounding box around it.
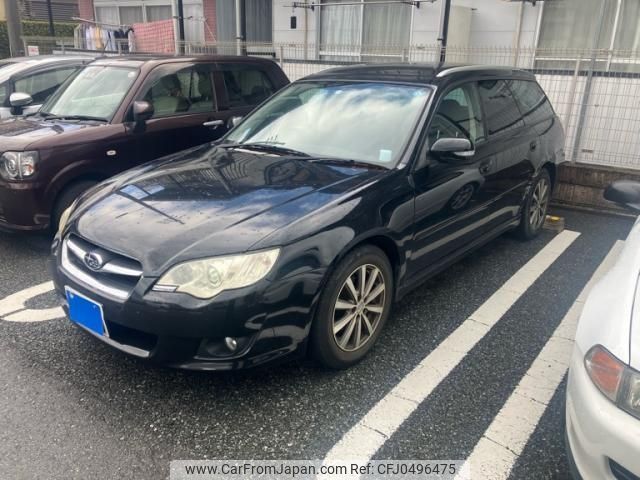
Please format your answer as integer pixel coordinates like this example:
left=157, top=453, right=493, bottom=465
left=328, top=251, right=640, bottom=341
left=51, top=64, right=565, bottom=370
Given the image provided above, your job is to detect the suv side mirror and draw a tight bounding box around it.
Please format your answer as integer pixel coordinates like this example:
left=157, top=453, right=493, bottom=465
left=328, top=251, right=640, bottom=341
left=9, top=92, right=33, bottom=115
left=604, top=180, right=640, bottom=211
left=133, top=100, right=154, bottom=123
left=430, top=137, right=475, bottom=159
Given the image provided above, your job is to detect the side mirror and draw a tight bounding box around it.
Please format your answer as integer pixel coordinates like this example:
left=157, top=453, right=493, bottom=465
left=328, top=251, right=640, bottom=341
left=430, top=137, right=475, bottom=159
left=133, top=100, right=154, bottom=123
left=228, top=116, right=243, bottom=129
left=9, top=92, right=33, bottom=115
left=604, top=180, right=640, bottom=211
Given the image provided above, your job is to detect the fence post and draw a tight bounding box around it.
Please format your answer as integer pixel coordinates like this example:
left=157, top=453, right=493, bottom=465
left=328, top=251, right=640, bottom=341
left=279, top=45, right=284, bottom=69
left=563, top=57, right=582, bottom=149
left=571, top=0, right=607, bottom=163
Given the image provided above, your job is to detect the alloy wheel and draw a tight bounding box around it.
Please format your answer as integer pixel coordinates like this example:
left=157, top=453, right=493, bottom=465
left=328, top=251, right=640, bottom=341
left=529, top=177, right=549, bottom=230
left=332, top=264, right=386, bottom=352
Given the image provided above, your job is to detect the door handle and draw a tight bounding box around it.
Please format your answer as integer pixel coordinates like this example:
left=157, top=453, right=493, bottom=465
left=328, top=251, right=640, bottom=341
left=479, top=161, right=491, bottom=175
left=203, top=120, right=224, bottom=128
left=530, top=140, right=538, bottom=152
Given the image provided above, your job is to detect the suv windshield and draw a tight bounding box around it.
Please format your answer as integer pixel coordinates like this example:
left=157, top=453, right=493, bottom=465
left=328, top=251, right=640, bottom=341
left=41, top=65, right=138, bottom=121
left=226, top=81, right=432, bottom=167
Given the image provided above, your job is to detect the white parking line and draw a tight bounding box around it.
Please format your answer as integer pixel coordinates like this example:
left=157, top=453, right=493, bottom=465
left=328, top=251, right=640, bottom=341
left=0, top=281, right=64, bottom=322
left=322, top=230, right=581, bottom=468
left=457, top=239, right=624, bottom=480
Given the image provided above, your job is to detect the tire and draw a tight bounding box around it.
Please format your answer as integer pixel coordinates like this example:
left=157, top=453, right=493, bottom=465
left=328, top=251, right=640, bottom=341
left=51, top=180, right=97, bottom=233
left=310, top=245, right=394, bottom=369
left=517, top=169, right=551, bottom=240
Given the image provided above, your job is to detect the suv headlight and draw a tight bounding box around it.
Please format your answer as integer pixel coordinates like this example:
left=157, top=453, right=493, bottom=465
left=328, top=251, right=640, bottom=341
left=153, top=248, right=280, bottom=299
left=585, top=345, right=640, bottom=419
left=0, top=151, right=39, bottom=180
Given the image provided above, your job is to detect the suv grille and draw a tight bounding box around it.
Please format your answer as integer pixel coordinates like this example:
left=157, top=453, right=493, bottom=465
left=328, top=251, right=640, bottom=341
left=61, top=234, right=143, bottom=300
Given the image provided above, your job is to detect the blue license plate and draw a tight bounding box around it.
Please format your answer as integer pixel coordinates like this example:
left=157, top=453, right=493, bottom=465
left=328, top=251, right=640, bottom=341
left=65, top=287, right=107, bottom=337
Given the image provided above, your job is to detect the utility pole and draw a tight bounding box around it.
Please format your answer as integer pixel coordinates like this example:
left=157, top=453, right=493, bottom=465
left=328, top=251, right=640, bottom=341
left=177, top=0, right=186, bottom=53
left=235, top=0, right=246, bottom=56
left=46, top=0, right=55, bottom=36
left=438, top=0, right=452, bottom=64
left=4, top=0, right=24, bottom=57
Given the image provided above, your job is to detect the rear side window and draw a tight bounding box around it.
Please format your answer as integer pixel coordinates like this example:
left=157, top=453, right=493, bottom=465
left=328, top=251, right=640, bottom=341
left=509, top=80, right=555, bottom=126
left=477, top=80, right=524, bottom=136
left=14, top=66, right=78, bottom=104
left=220, top=65, right=276, bottom=108
left=0, top=82, right=6, bottom=106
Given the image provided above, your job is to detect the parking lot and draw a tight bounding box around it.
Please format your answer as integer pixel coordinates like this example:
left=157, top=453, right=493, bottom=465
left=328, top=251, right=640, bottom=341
left=0, top=207, right=632, bottom=480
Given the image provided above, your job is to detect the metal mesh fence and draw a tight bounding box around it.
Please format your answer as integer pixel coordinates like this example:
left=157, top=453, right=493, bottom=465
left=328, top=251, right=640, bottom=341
left=18, top=36, right=640, bottom=170
left=180, top=42, right=640, bottom=170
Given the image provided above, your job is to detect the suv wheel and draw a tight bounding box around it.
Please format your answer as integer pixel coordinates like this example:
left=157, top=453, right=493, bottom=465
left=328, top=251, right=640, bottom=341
left=311, top=245, right=393, bottom=369
left=51, top=181, right=97, bottom=233
left=517, top=169, right=551, bottom=240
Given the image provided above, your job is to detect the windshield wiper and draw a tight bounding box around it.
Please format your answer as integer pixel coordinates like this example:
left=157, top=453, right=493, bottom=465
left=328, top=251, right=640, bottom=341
left=308, top=158, right=389, bottom=170
left=39, top=112, right=107, bottom=122
left=221, top=142, right=310, bottom=157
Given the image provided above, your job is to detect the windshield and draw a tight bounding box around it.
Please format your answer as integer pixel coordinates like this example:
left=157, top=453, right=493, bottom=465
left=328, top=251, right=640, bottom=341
left=42, top=65, right=138, bottom=121
left=226, top=81, right=432, bottom=167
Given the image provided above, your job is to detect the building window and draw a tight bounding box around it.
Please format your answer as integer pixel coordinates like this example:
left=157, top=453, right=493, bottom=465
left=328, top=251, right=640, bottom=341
left=537, top=0, right=640, bottom=72
left=146, top=5, right=172, bottom=21
left=319, top=0, right=411, bottom=61
left=119, top=6, right=144, bottom=25
left=215, top=0, right=273, bottom=43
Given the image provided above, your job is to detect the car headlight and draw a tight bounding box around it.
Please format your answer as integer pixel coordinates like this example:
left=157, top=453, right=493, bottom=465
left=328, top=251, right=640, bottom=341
left=56, top=203, right=76, bottom=236
left=0, top=151, right=39, bottom=180
left=153, top=248, right=280, bottom=299
left=585, top=345, right=640, bottom=419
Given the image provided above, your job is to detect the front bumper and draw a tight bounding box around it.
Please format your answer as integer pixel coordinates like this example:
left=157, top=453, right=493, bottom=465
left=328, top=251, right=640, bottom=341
left=51, top=238, right=327, bottom=370
left=0, top=181, right=49, bottom=231
left=565, top=347, right=640, bottom=479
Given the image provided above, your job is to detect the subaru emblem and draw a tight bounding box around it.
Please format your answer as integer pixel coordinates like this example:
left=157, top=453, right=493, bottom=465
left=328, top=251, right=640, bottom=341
left=84, top=251, right=104, bottom=271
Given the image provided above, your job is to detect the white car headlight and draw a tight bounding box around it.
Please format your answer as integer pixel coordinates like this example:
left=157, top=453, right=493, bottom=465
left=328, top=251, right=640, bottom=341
left=620, top=367, right=640, bottom=419
left=585, top=345, right=640, bottom=419
left=0, top=151, right=39, bottom=180
left=153, top=248, right=280, bottom=299
left=56, top=202, right=77, bottom=236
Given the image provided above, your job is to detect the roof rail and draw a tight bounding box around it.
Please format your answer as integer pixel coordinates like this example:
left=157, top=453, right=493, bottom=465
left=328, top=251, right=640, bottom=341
left=436, top=65, right=517, bottom=78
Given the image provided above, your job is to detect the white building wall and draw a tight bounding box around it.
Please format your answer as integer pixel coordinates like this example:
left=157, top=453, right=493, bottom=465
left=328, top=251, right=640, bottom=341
left=272, top=0, right=543, bottom=50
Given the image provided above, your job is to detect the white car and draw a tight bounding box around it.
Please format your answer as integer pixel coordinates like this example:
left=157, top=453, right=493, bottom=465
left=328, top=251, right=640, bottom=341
left=566, top=180, right=640, bottom=479
left=0, top=55, right=94, bottom=119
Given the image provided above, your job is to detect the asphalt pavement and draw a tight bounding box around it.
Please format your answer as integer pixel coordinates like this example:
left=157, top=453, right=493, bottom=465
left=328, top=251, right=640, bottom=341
left=0, top=208, right=634, bottom=480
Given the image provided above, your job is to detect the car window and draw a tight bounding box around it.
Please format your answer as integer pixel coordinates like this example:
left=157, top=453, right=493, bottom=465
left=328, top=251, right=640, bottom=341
left=428, top=84, right=485, bottom=146
left=43, top=65, right=138, bottom=120
left=14, top=67, right=79, bottom=104
left=220, top=65, right=276, bottom=108
left=142, top=65, right=215, bottom=118
left=509, top=80, right=555, bottom=126
left=477, top=79, right=525, bottom=136
left=226, top=81, right=431, bottom=167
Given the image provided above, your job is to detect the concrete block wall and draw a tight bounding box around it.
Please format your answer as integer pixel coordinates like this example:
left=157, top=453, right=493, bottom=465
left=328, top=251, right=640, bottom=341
left=553, top=163, right=640, bottom=215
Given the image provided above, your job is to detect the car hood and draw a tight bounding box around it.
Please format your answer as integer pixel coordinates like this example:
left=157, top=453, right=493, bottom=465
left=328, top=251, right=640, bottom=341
left=575, top=218, right=640, bottom=369
left=73, top=144, right=385, bottom=275
left=0, top=116, right=95, bottom=150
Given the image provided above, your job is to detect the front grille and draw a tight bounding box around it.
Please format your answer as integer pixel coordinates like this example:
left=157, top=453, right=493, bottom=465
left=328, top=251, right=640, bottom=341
left=61, top=234, right=143, bottom=301
left=610, top=459, right=640, bottom=480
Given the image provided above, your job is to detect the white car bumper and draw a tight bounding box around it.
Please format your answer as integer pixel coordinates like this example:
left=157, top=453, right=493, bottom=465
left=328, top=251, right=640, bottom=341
left=566, top=348, right=640, bottom=479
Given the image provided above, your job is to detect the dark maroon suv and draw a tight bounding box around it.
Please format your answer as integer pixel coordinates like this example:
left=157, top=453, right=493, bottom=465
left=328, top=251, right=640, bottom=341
left=0, top=55, right=289, bottom=231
